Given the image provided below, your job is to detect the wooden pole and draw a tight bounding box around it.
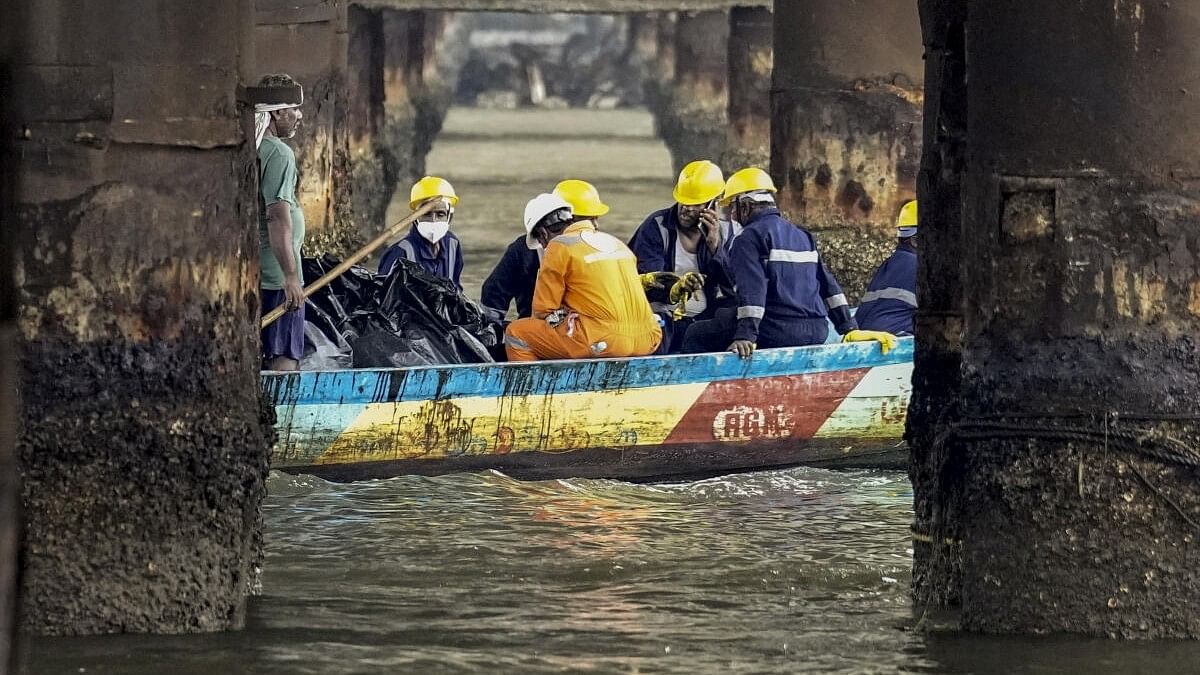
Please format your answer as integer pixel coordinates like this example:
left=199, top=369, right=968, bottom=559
left=261, top=202, right=435, bottom=329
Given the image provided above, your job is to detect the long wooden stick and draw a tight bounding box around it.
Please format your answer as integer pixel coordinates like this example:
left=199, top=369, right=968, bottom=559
left=261, top=202, right=435, bottom=329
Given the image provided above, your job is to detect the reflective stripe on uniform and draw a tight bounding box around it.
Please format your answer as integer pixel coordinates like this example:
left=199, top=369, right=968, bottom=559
left=583, top=249, right=635, bottom=264
left=860, top=287, right=918, bottom=307
left=504, top=334, right=531, bottom=350
left=737, top=305, right=765, bottom=319
left=824, top=293, right=849, bottom=309
left=551, top=234, right=584, bottom=246
left=767, top=249, right=818, bottom=264
left=398, top=240, right=416, bottom=260
left=446, top=237, right=459, bottom=265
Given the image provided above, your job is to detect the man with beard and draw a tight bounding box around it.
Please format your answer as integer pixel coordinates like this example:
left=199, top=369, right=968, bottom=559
left=628, top=160, right=735, bottom=353
left=256, top=73, right=306, bottom=371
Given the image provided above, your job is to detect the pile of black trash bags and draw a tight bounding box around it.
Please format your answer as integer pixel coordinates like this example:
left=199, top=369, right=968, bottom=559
left=300, top=256, right=501, bottom=370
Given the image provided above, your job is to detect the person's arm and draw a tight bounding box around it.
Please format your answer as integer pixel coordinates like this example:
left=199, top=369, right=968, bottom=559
left=813, top=232, right=856, bottom=334
left=629, top=215, right=667, bottom=274
left=481, top=244, right=520, bottom=315
left=451, top=238, right=465, bottom=292
left=731, top=230, right=768, bottom=345
left=531, top=242, right=569, bottom=320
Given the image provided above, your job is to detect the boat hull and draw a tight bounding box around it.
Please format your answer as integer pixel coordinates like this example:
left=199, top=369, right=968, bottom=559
left=265, top=339, right=913, bottom=481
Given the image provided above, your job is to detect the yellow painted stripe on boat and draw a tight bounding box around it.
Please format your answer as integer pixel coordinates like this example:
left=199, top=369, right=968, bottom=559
left=316, top=382, right=710, bottom=464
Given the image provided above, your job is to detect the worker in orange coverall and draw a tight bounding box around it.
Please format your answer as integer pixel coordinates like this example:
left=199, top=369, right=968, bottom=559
left=504, top=193, right=663, bottom=362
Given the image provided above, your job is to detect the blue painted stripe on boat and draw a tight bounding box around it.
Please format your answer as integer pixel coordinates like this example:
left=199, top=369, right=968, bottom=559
left=263, top=338, right=914, bottom=406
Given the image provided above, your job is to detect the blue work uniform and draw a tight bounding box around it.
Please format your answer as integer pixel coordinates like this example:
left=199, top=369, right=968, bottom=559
left=481, top=234, right=540, bottom=319
left=682, top=208, right=856, bottom=352
left=379, top=228, right=464, bottom=291
left=628, top=205, right=737, bottom=315
left=854, top=246, right=917, bottom=335
left=629, top=206, right=738, bottom=353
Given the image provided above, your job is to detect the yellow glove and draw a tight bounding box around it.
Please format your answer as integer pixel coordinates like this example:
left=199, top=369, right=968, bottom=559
left=640, top=272, right=676, bottom=291
left=668, top=272, right=705, bottom=304
left=842, top=329, right=898, bottom=355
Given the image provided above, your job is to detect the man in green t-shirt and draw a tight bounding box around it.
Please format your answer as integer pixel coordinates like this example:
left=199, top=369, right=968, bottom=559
left=256, top=73, right=307, bottom=371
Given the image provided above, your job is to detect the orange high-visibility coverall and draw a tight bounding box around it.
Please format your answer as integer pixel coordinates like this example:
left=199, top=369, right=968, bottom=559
left=505, top=221, right=662, bottom=361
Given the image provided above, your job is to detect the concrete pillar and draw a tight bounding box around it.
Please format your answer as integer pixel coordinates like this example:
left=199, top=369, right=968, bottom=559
left=347, top=8, right=458, bottom=239
left=651, top=10, right=729, bottom=174
left=724, top=6, right=773, bottom=169
left=908, top=0, right=967, bottom=612
left=769, top=0, right=923, bottom=298
left=256, top=0, right=354, bottom=255
left=941, top=0, right=1200, bottom=637
left=0, top=63, right=19, bottom=668
left=7, top=0, right=269, bottom=635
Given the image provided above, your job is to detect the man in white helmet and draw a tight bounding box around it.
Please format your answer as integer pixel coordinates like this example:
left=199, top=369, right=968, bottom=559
left=504, top=194, right=662, bottom=361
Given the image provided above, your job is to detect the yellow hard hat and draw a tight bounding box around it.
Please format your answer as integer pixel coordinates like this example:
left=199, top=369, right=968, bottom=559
left=720, top=167, right=777, bottom=205
left=897, top=200, right=918, bottom=228
left=672, top=160, right=725, bottom=206
left=409, top=176, right=459, bottom=211
left=553, top=179, right=609, bottom=218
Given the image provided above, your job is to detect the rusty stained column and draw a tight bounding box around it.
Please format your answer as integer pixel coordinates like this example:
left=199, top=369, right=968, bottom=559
left=7, top=0, right=268, bottom=635
left=723, top=6, right=773, bottom=169
left=908, top=0, right=967, bottom=613
left=256, top=0, right=355, bottom=255
left=653, top=10, right=729, bottom=173
left=770, top=0, right=923, bottom=299
left=949, top=0, right=1200, bottom=637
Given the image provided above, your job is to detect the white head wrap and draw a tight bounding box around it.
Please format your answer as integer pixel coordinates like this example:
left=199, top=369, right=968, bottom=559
left=255, top=103, right=301, bottom=149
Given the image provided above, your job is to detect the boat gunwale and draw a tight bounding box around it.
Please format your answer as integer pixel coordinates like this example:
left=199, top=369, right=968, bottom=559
left=263, top=338, right=914, bottom=406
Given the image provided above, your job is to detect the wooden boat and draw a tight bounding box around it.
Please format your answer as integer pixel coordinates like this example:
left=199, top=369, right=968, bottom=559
left=263, top=337, right=913, bottom=482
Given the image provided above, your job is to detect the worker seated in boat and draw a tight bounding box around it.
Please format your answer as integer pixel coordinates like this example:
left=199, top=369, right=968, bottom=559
left=478, top=179, right=608, bottom=323
left=681, top=168, right=897, bottom=358
left=629, top=159, right=738, bottom=353
left=855, top=200, right=918, bottom=336
left=480, top=234, right=540, bottom=323
left=378, top=176, right=464, bottom=290
left=504, top=193, right=662, bottom=362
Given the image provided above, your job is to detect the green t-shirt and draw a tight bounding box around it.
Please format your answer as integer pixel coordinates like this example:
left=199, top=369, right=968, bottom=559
left=258, top=135, right=306, bottom=290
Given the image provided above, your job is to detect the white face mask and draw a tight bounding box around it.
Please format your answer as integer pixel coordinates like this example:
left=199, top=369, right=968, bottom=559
left=416, top=220, right=450, bottom=244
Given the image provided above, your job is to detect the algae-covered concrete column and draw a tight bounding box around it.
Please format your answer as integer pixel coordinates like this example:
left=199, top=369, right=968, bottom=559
left=908, top=0, right=966, bottom=612
left=653, top=10, right=729, bottom=173
left=724, top=6, right=773, bottom=169
left=946, top=0, right=1200, bottom=637
left=256, top=0, right=354, bottom=255
left=7, top=0, right=269, bottom=634
left=770, top=0, right=923, bottom=298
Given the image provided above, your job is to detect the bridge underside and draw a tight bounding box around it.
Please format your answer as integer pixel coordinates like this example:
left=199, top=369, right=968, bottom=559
left=355, top=0, right=767, bottom=12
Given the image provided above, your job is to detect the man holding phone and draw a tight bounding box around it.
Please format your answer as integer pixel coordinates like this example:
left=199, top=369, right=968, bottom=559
left=628, top=159, right=738, bottom=352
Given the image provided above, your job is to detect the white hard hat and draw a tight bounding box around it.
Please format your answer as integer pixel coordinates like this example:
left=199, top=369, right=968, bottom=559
left=523, top=193, right=573, bottom=249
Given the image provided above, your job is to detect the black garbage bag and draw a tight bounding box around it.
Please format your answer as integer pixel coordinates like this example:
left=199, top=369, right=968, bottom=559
left=297, top=255, right=496, bottom=369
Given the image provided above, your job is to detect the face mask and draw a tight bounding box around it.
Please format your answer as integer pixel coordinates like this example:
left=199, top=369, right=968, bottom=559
left=417, top=220, right=449, bottom=244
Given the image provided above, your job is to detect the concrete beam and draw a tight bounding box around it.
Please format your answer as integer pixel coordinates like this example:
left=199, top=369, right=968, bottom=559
left=357, top=0, right=767, bottom=13
left=770, top=0, right=923, bottom=298
left=6, top=0, right=269, bottom=635
left=941, top=0, right=1200, bottom=637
